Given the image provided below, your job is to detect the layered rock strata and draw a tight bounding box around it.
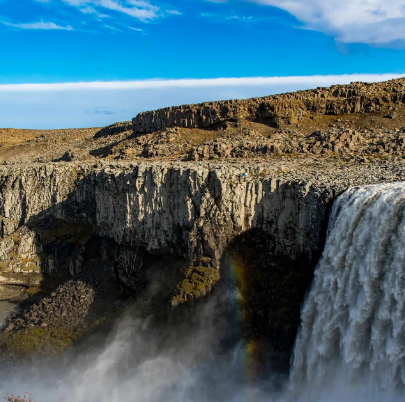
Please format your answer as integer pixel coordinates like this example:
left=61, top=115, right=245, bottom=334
left=0, top=162, right=331, bottom=273
left=133, top=79, right=405, bottom=133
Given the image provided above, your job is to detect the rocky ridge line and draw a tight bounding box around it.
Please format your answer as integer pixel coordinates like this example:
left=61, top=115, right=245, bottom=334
left=132, top=78, right=405, bottom=133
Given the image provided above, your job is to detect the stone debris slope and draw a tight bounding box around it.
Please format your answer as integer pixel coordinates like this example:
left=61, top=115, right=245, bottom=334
left=4, top=280, right=94, bottom=333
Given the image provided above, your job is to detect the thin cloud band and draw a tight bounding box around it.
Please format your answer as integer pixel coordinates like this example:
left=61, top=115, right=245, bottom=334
left=1, top=74, right=405, bottom=92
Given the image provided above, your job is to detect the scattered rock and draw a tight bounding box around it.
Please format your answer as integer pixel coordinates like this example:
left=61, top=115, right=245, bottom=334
left=4, top=280, right=95, bottom=333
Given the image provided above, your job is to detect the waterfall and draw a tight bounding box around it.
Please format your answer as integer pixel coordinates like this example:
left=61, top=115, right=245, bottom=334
left=289, top=182, right=405, bottom=400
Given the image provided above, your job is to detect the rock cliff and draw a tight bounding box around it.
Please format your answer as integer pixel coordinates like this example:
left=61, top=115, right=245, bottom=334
left=133, top=78, right=405, bottom=133
left=0, top=160, right=405, bottom=364
left=0, top=162, right=330, bottom=274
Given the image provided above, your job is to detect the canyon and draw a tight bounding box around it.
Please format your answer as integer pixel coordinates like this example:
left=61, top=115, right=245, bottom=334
left=1, top=78, right=405, bottom=373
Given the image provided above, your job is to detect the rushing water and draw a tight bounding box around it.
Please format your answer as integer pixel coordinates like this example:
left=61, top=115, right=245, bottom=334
left=290, top=182, right=405, bottom=400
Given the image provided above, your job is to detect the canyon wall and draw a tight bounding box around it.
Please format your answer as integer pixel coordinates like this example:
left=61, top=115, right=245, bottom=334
left=3, top=77, right=405, bottom=368
left=0, top=162, right=332, bottom=272
left=0, top=162, right=335, bottom=363
left=132, top=79, right=405, bottom=133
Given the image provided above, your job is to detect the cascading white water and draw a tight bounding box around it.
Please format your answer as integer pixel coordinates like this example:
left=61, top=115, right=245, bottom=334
left=289, top=182, right=405, bottom=400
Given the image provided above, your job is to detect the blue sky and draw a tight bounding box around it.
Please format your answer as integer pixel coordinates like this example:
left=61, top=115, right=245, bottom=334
left=1, top=0, right=405, bottom=128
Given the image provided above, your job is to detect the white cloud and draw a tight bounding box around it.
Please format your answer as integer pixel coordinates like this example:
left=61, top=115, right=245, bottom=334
left=93, top=0, right=159, bottom=21
left=36, top=0, right=163, bottom=22
left=128, top=26, right=145, bottom=34
left=201, top=11, right=255, bottom=22
left=243, top=0, right=405, bottom=45
left=78, top=6, right=110, bottom=18
left=225, top=15, right=254, bottom=22
left=0, top=74, right=404, bottom=129
left=166, top=10, right=182, bottom=16
left=78, top=5, right=97, bottom=13
left=1, top=74, right=404, bottom=92
left=1, top=20, right=74, bottom=30
left=201, top=12, right=217, bottom=18
left=104, top=24, right=121, bottom=31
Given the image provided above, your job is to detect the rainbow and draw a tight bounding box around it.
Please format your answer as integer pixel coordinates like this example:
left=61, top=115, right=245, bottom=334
left=222, top=249, right=263, bottom=384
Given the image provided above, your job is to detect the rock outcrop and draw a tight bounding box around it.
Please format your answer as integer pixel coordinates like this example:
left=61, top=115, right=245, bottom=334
left=0, top=162, right=331, bottom=273
left=132, top=79, right=405, bottom=133
left=184, top=127, right=405, bottom=161
left=94, top=121, right=133, bottom=139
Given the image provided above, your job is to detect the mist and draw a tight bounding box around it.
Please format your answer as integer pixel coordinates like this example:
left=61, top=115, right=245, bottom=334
left=2, top=286, right=405, bottom=402
left=0, top=280, right=281, bottom=402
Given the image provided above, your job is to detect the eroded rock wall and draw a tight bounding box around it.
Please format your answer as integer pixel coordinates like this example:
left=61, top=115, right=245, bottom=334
left=132, top=79, right=405, bottom=133
left=0, top=163, right=332, bottom=275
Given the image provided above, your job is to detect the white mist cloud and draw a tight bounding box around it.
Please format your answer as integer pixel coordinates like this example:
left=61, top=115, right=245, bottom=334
left=0, top=275, right=402, bottom=402
left=238, top=0, right=405, bottom=45
left=0, top=285, right=272, bottom=402
left=166, top=9, right=181, bottom=16
left=0, top=74, right=404, bottom=129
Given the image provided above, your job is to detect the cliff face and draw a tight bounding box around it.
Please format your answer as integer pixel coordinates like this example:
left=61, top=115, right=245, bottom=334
left=132, top=79, right=405, bottom=133
left=1, top=160, right=405, bottom=365
left=0, top=163, right=330, bottom=271
left=0, top=162, right=333, bottom=359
